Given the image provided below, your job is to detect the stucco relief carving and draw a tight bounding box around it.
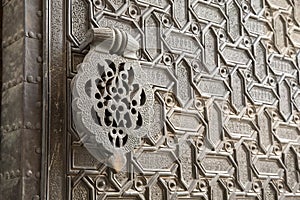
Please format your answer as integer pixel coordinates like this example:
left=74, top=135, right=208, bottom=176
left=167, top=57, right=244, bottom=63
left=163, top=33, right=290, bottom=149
left=66, top=0, right=300, bottom=199
left=71, top=28, right=154, bottom=171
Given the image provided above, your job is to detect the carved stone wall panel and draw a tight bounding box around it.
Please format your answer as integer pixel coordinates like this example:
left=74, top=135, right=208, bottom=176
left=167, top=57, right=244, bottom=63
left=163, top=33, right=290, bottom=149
left=40, top=0, right=300, bottom=199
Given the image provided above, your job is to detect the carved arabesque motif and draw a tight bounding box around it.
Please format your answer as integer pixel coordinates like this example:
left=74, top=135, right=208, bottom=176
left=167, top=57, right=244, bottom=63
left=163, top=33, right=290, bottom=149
left=67, top=0, right=300, bottom=199
left=72, top=45, right=154, bottom=171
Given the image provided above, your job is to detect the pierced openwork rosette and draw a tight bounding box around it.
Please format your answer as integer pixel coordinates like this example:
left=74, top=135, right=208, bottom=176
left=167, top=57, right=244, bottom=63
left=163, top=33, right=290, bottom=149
left=71, top=28, right=154, bottom=171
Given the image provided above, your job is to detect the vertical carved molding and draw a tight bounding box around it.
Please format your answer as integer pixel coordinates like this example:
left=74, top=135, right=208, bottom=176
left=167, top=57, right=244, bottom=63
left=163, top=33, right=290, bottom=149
left=43, top=0, right=66, bottom=199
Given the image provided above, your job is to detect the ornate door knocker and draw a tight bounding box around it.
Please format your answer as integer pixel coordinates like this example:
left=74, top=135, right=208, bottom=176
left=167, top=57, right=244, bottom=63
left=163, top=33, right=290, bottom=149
left=71, top=28, right=154, bottom=171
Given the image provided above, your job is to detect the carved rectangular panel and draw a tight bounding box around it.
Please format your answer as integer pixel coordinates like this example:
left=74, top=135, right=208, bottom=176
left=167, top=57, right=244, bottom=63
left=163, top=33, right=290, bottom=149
left=43, top=0, right=300, bottom=199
